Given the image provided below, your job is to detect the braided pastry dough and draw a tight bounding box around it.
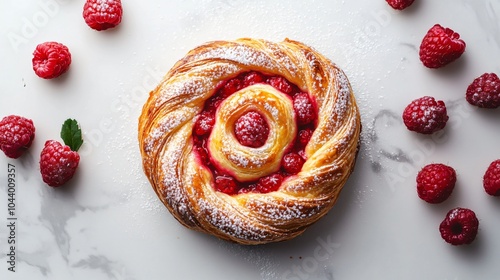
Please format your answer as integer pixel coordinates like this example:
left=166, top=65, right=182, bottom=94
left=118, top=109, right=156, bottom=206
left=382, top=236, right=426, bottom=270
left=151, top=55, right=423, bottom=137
left=138, top=38, right=361, bottom=245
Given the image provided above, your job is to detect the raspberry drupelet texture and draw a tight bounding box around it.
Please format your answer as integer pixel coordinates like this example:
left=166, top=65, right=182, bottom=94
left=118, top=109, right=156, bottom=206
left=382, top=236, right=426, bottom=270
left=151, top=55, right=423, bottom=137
left=268, top=76, right=294, bottom=95
left=439, top=208, right=479, bottom=245
left=386, top=0, right=415, bottom=10
left=32, top=42, right=71, bottom=79
left=293, top=93, right=316, bottom=125
left=83, top=0, right=123, bottom=31
left=234, top=111, right=269, bottom=148
left=419, top=24, right=466, bottom=69
left=483, top=159, right=500, bottom=196
left=0, top=115, right=35, bottom=159
left=416, top=164, right=456, bottom=204
left=255, top=174, right=283, bottom=193
left=39, top=140, right=80, bottom=187
left=282, top=152, right=305, bottom=175
left=402, top=96, right=448, bottom=134
left=193, top=113, right=215, bottom=136
left=466, top=73, right=500, bottom=109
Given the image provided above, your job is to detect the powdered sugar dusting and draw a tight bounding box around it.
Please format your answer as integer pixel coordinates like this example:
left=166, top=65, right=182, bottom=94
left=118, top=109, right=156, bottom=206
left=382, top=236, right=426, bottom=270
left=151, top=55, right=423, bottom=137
left=144, top=107, right=197, bottom=153
left=264, top=102, right=279, bottom=119
left=193, top=44, right=276, bottom=70
left=332, top=69, right=351, bottom=126
left=196, top=195, right=270, bottom=241
left=159, top=129, right=193, bottom=223
left=246, top=196, right=321, bottom=222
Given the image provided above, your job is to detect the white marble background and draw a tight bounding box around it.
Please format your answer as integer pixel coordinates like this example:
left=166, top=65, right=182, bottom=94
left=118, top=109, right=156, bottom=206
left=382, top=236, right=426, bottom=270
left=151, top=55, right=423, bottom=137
left=1, top=0, right=500, bottom=279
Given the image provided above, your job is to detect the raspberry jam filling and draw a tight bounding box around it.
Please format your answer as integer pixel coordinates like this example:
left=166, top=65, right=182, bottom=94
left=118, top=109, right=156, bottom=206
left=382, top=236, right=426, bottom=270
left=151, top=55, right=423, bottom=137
left=193, top=71, right=318, bottom=195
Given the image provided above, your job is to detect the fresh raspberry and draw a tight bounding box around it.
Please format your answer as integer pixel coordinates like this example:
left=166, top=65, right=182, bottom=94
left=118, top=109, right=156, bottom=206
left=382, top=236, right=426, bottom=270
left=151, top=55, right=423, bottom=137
left=234, top=111, right=269, bottom=148
left=215, top=176, right=238, bottom=195
left=0, top=115, right=35, bottom=159
left=293, top=93, right=316, bottom=125
left=402, top=96, right=448, bottom=134
left=386, top=0, right=415, bottom=10
left=220, top=78, right=242, bottom=98
left=40, top=140, right=80, bottom=187
left=483, top=159, right=500, bottom=196
left=83, top=0, right=123, bottom=31
left=466, top=73, right=500, bottom=108
left=268, top=76, right=293, bottom=95
left=32, top=42, right=71, bottom=79
left=282, top=153, right=305, bottom=175
left=297, top=128, right=313, bottom=149
left=256, top=173, right=283, bottom=193
left=419, top=24, right=466, bottom=68
left=439, top=208, right=479, bottom=245
left=193, top=113, right=215, bottom=136
left=416, top=164, right=456, bottom=203
left=243, top=71, right=265, bottom=87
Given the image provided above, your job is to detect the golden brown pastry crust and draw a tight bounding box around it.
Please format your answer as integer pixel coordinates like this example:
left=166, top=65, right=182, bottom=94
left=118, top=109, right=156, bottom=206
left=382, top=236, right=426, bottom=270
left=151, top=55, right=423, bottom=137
left=138, top=38, right=361, bottom=245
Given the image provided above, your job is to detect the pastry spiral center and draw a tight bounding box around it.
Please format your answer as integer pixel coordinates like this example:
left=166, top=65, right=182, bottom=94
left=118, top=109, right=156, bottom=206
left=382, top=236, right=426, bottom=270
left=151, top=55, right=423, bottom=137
left=208, top=84, right=297, bottom=182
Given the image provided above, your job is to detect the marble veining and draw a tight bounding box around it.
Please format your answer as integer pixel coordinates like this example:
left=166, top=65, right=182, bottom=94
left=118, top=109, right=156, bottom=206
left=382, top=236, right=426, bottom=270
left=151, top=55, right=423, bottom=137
left=1, top=0, right=500, bottom=279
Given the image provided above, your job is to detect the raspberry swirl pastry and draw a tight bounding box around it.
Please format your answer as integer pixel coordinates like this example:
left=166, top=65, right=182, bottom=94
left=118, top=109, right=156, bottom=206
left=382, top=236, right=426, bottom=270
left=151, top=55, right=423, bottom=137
left=138, top=38, right=361, bottom=245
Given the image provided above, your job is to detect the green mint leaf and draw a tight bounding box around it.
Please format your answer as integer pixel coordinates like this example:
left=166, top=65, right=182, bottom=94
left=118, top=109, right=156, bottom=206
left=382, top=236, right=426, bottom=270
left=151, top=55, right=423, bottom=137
left=60, top=119, right=83, bottom=152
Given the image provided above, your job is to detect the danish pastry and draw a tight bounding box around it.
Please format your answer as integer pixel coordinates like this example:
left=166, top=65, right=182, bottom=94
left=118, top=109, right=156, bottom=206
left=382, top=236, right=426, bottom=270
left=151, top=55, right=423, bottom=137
left=138, top=38, right=361, bottom=245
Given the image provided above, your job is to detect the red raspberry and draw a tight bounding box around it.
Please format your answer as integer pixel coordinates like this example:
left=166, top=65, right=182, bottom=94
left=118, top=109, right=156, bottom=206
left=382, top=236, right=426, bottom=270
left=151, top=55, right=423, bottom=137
left=243, top=71, right=265, bottom=87
left=268, top=76, right=293, bottom=95
left=439, top=208, right=479, bottom=245
left=193, top=113, right=215, bottom=136
left=402, top=96, right=448, bottom=134
left=0, top=115, right=35, bottom=159
left=466, top=73, right=500, bottom=108
left=220, top=78, right=242, bottom=98
left=256, top=173, right=283, bottom=193
left=40, top=140, right=80, bottom=187
left=483, top=159, right=500, bottom=196
left=386, top=0, right=415, bottom=10
left=416, top=164, right=456, bottom=203
left=215, top=176, right=238, bottom=195
left=83, top=0, right=123, bottom=31
left=234, top=111, right=269, bottom=148
left=297, top=128, right=313, bottom=149
left=282, top=152, right=305, bottom=175
left=293, top=93, right=316, bottom=125
left=32, top=42, right=71, bottom=79
left=419, top=24, right=466, bottom=68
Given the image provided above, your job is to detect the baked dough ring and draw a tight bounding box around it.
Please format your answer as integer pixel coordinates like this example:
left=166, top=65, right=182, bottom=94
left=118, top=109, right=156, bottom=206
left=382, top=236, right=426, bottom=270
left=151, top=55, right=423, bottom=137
left=138, top=38, right=361, bottom=245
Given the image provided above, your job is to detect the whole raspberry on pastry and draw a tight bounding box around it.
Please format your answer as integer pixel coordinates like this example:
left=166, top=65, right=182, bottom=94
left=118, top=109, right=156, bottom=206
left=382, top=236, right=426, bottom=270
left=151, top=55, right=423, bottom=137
left=138, top=38, right=361, bottom=244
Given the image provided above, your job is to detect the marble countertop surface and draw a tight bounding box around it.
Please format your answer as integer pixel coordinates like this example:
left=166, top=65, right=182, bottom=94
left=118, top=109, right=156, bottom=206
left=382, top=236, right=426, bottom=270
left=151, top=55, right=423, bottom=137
left=1, top=0, right=500, bottom=279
